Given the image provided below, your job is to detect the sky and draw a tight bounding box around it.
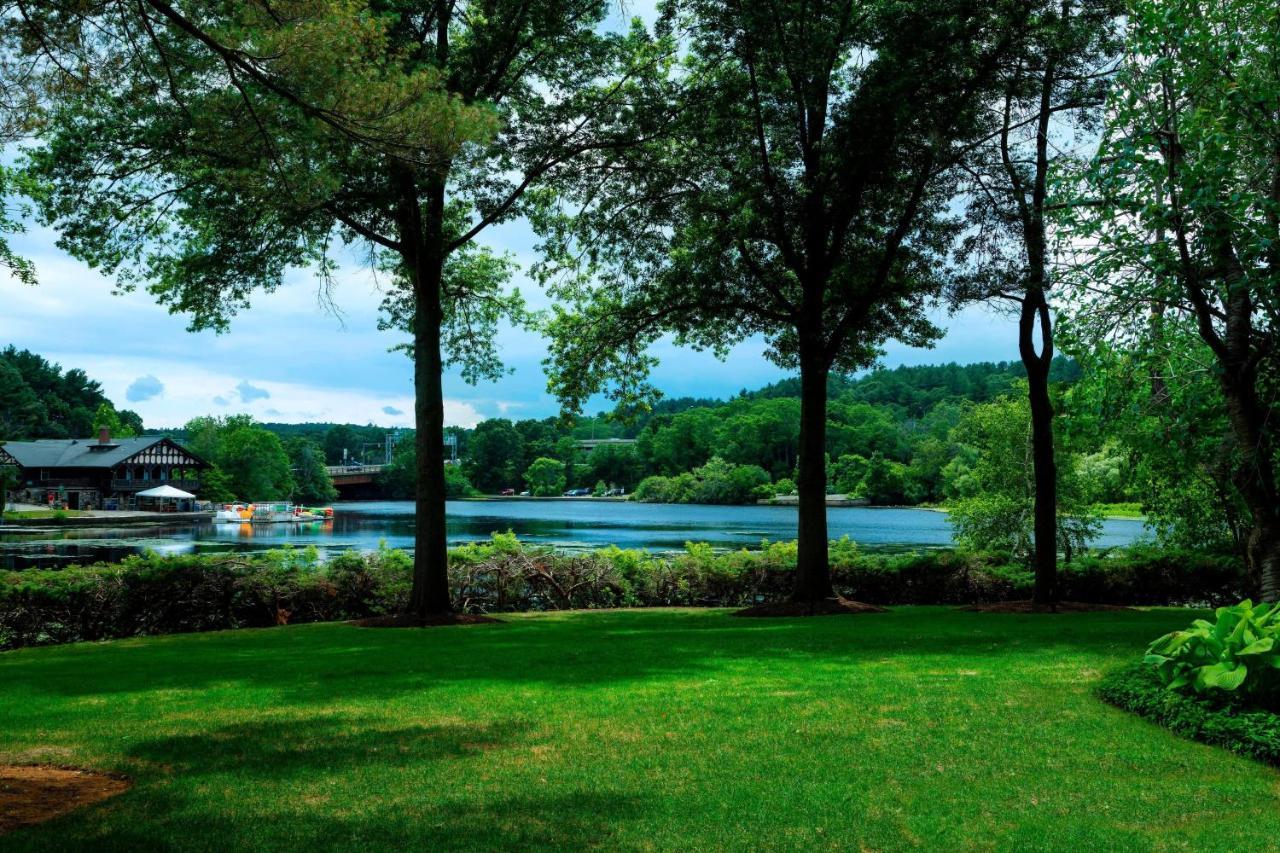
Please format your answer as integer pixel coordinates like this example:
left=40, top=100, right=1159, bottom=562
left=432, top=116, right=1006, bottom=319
left=0, top=2, right=1025, bottom=430
left=0, top=217, right=1022, bottom=429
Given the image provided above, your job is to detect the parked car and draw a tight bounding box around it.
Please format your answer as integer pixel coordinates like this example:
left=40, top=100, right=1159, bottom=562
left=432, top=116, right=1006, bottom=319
left=499, top=488, right=516, bottom=496
left=519, top=490, right=530, bottom=497
left=562, top=487, right=593, bottom=497
left=604, top=488, right=627, bottom=497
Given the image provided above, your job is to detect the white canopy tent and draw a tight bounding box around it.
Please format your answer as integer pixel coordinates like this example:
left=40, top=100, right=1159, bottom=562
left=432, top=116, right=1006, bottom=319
left=135, top=485, right=196, bottom=499
left=135, top=484, right=198, bottom=512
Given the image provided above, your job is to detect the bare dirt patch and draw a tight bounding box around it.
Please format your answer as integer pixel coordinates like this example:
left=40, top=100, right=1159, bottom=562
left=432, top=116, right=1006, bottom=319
left=963, top=600, right=1132, bottom=613
left=733, top=597, right=888, bottom=617
left=0, top=765, right=131, bottom=835
left=352, top=612, right=503, bottom=628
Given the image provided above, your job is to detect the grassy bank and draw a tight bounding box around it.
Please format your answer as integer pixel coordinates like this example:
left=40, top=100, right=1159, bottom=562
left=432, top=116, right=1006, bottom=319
left=1092, top=502, right=1147, bottom=520
left=2, top=608, right=1277, bottom=850
left=1, top=509, right=88, bottom=521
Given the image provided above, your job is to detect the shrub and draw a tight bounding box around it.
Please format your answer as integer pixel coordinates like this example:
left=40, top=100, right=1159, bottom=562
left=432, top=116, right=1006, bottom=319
left=633, top=459, right=772, bottom=505
left=1144, top=600, right=1280, bottom=710
left=524, top=457, right=567, bottom=497
left=0, top=539, right=1253, bottom=650
left=1097, top=663, right=1280, bottom=766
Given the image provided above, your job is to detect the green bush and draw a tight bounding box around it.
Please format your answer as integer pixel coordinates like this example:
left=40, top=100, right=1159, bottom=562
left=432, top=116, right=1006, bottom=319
left=1097, top=663, right=1280, bottom=766
left=1144, top=600, right=1280, bottom=709
left=632, top=458, right=775, bottom=505
left=0, top=539, right=1252, bottom=650
left=524, top=457, right=567, bottom=497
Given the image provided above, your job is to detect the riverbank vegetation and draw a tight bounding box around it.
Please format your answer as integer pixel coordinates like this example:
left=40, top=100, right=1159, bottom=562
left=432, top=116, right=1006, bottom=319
left=0, top=536, right=1246, bottom=651
left=4, top=608, right=1279, bottom=850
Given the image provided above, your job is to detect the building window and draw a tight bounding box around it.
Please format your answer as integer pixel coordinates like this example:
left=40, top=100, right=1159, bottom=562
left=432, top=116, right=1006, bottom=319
left=40, top=469, right=49, bottom=481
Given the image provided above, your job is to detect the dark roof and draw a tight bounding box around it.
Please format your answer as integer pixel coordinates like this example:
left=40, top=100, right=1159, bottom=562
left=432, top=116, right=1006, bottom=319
left=0, top=436, right=204, bottom=470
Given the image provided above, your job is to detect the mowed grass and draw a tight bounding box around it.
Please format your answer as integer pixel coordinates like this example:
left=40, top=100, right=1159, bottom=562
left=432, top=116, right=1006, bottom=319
left=2, top=608, right=1278, bottom=851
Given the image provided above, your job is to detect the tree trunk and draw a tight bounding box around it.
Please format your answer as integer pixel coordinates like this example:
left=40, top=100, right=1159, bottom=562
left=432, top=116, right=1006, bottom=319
left=400, top=171, right=453, bottom=618
left=1020, top=294, right=1057, bottom=606
left=1253, top=527, right=1280, bottom=604
left=1220, top=378, right=1280, bottom=603
left=1202, top=227, right=1280, bottom=603
left=792, top=345, right=834, bottom=603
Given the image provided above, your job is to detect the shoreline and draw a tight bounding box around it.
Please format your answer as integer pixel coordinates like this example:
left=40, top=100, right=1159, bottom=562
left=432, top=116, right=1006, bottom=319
left=0, top=510, right=213, bottom=532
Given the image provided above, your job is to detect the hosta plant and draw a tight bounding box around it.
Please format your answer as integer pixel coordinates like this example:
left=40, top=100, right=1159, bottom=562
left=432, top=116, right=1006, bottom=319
left=1145, top=600, right=1280, bottom=709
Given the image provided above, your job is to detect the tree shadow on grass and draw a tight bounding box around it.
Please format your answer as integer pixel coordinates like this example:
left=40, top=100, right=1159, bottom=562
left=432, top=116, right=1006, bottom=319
left=0, top=608, right=1193, bottom=707
left=8, top=786, right=648, bottom=852
left=124, top=718, right=531, bottom=779
left=0, top=716, right=651, bottom=851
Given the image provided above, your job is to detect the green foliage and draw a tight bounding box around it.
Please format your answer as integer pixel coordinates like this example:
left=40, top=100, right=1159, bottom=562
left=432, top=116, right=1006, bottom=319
left=860, top=453, right=909, bottom=505
left=377, top=211, right=528, bottom=383
left=323, top=424, right=364, bottom=466
left=289, top=359, right=1098, bottom=508
left=467, top=419, right=525, bottom=493
left=92, top=403, right=137, bottom=439
left=831, top=454, right=870, bottom=497
left=0, top=542, right=1248, bottom=650
left=379, top=442, right=475, bottom=499
left=1145, top=601, right=1280, bottom=709
left=1098, top=663, right=1280, bottom=766
left=632, top=457, right=770, bottom=505
left=583, top=443, right=642, bottom=492
left=524, top=457, right=566, bottom=497
left=286, top=438, right=338, bottom=504
left=1060, top=338, right=1246, bottom=552
left=183, top=415, right=293, bottom=500
left=1056, top=0, right=1280, bottom=592
left=197, top=467, right=236, bottom=504
left=946, top=393, right=1101, bottom=562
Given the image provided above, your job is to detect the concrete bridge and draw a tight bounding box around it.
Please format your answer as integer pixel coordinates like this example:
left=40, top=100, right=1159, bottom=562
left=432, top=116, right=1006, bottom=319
left=326, top=464, right=385, bottom=494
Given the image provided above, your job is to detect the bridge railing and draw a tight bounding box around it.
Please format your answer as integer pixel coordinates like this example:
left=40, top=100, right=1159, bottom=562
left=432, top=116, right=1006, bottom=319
left=325, top=464, right=386, bottom=477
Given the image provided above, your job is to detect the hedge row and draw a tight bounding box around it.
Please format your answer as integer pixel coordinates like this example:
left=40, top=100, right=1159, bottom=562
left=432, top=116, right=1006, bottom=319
left=1096, top=663, right=1280, bottom=766
left=0, top=535, right=1248, bottom=649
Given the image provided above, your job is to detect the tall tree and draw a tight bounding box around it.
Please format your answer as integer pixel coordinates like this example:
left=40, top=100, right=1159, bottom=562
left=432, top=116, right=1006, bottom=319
left=542, top=0, right=1031, bottom=605
left=949, top=0, right=1119, bottom=604
left=286, top=437, right=339, bottom=503
left=0, top=360, right=44, bottom=440
left=1057, top=0, right=1280, bottom=600
left=14, top=0, right=657, bottom=619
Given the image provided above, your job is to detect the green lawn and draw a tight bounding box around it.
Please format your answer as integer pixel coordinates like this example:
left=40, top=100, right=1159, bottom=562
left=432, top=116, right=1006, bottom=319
left=2, top=608, right=1276, bottom=851
left=0, top=509, right=88, bottom=520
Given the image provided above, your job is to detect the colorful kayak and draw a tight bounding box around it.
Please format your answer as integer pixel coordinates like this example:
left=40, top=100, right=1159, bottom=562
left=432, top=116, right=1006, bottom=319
left=213, top=502, right=333, bottom=523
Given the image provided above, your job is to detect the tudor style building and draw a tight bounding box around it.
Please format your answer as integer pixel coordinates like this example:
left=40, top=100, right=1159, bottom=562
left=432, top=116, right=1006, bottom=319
left=0, top=429, right=208, bottom=510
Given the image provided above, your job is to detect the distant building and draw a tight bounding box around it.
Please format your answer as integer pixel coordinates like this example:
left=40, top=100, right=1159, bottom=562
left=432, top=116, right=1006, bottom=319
left=0, top=429, right=208, bottom=510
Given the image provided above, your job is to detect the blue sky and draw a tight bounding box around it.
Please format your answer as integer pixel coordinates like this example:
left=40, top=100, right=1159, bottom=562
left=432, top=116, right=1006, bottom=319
left=0, top=216, right=1019, bottom=429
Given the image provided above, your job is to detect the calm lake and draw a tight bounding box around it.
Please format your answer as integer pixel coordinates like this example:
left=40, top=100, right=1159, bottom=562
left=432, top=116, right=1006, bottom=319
left=0, top=499, right=1150, bottom=570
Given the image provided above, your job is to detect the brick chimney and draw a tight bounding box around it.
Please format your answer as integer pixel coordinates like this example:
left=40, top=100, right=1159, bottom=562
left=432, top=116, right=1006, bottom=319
left=98, top=426, right=110, bottom=445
